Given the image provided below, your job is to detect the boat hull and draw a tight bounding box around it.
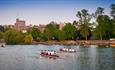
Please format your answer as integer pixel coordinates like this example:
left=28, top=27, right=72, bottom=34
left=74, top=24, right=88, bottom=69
left=40, top=53, right=59, bottom=59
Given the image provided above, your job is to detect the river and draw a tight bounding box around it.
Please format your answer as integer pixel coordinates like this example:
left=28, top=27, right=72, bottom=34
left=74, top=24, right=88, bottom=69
left=0, top=45, right=115, bottom=70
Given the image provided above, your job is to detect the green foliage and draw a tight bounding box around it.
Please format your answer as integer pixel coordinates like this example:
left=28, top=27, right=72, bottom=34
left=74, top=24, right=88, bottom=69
left=46, top=21, right=58, bottom=30
left=95, top=15, right=112, bottom=40
left=95, top=7, right=104, bottom=16
left=30, top=27, right=41, bottom=41
left=80, top=23, right=90, bottom=40
left=4, top=27, right=12, bottom=32
left=15, top=32, right=25, bottom=44
left=111, top=20, right=115, bottom=37
left=43, top=22, right=66, bottom=41
left=81, top=9, right=89, bottom=18
left=43, top=22, right=58, bottom=40
left=42, top=28, right=52, bottom=41
left=63, top=23, right=77, bottom=40
left=55, top=30, right=66, bottom=41
left=4, top=29, right=18, bottom=44
left=110, top=4, right=115, bottom=38
left=0, top=32, right=4, bottom=39
left=4, top=29, right=33, bottom=44
left=95, top=24, right=105, bottom=40
left=93, top=6, right=114, bottom=40
left=24, top=34, right=33, bottom=44
left=76, top=9, right=92, bottom=40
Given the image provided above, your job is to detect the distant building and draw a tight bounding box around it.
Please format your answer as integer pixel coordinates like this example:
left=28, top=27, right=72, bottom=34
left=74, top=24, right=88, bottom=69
left=14, top=18, right=26, bottom=31
left=26, top=24, right=33, bottom=30
left=8, top=25, right=14, bottom=29
left=59, top=22, right=65, bottom=30
left=22, top=30, right=27, bottom=33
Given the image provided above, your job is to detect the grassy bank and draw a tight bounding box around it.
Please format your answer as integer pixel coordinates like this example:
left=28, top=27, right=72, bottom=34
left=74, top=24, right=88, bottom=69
left=32, top=40, right=115, bottom=46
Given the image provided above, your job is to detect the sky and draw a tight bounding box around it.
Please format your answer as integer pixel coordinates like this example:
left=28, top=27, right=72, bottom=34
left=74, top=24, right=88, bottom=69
left=0, top=0, right=115, bottom=25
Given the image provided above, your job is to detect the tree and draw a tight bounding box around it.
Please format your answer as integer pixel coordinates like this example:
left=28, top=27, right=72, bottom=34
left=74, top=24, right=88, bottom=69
left=4, top=27, right=12, bottom=32
left=111, top=19, right=115, bottom=38
left=24, top=34, right=33, bottom=44
left=80, top=23, right=91, bottom=40
left=76, top=9, right=92, bottom=40
left=45, top=22, right=58, bottom=40
left=55, top=30, right=65, bottom=41
left=46, top=21, right=58, bottom=30
left=103, top=15, right=112, bottom=39
left=42, top=28, right=52, bottom=41
left=76, top=11, right=82, bottom=24
left=4, top=29, right=18, bottom=44
left=92, top=7, right=104, bottom=28
left=110, top=4, right=115, bottom=38
left=63, top=23, right=77, bottom=40
left=95, top=24, right=105, bottom=40
left=30, top=27, right=41, bottom=41
left=94, top=7, right=109, bottom=40
left=0, top=32, right=4, bottom=39
left=110, top=4, right=115, bottom=19
left=95, top=15, right=112, bottom=40
left=15, top=32, right=25, bottom=44
left=95, top=7, right=104, bottom=17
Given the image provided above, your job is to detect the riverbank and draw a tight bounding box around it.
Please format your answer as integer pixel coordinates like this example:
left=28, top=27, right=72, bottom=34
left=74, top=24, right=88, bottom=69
left=1, top=40, right=115, bottom=47
left=32, top=40, right=115, bottom=47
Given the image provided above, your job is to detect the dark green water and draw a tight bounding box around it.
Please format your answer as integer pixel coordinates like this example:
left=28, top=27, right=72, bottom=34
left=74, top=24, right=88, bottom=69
left=0, top=45, right=115, bottom=70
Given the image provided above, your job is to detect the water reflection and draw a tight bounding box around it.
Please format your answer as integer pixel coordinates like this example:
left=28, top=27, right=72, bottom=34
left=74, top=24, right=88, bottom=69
left=89, top=45, right=98, bottom=70
left=0, top=45, right=115, bottom=70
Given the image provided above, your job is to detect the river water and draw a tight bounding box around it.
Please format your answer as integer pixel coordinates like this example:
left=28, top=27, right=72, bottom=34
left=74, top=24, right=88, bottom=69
left=0, top=45, right=115, bottom=70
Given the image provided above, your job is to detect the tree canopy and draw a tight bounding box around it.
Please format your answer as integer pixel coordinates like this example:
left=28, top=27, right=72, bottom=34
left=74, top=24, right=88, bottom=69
left=63, top=23, right=77, bottom=40
left=24, top=34, right=33, bottom=44
left=30, top=27, right=41, bottom=41
left=4, top=29, right=18, bottom=44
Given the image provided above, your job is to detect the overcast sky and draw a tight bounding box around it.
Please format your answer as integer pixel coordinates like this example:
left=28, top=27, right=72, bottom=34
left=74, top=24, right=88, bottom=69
left=0, top=0, right=115, bottom=25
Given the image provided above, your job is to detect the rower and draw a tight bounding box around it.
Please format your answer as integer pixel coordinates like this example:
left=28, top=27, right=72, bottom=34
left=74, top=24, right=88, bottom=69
left=50, top=51, right=53, bottom=55
left=65, top=48, right=68, bottom=51
left=63, top=48, right=66, bottom=51
left=47, top=50, right=50, bottom=55
left=69, top=49, right=72, bottom=52
left=71, top=49, right=75, bottom=52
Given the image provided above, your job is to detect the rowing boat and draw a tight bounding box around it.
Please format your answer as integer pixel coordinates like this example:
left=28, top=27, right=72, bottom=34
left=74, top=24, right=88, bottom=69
left=60, top=48, right=76, bottom=53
